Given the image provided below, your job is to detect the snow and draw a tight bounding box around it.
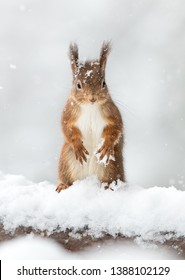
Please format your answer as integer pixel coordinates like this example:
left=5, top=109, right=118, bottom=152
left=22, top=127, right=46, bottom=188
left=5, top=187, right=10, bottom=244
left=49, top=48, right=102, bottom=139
left=0, top=235, right=67, bottom=260
left=0, top=171, right=185, bottom=242
left=95, top=140, right=116, bottom=167
left=96, top=152, right=115, bottom=167
left=0, top=235, right=177, bottom=260
left=9, top=64, right=17, bottom=69
left=19, top=5, right=26, bottom=12
left=85, top=70, right=93, bottom=78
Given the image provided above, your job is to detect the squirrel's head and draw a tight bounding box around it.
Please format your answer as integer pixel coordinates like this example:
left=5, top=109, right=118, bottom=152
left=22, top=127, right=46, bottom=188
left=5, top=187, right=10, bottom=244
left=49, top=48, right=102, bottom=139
left=69, top=42, right=111, bottom=105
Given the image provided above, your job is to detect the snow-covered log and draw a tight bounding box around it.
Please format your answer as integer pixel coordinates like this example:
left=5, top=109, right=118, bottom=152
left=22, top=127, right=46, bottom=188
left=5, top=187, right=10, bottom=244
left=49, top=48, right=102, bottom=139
left=0, top=171, right=185, bottom=255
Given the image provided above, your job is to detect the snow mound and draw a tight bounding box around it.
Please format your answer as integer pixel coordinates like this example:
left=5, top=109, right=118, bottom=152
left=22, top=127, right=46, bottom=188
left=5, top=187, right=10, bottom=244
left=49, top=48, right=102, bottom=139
left=0, top=235, right=70, bottom=260
left=0, top=171, right=185, bottom=241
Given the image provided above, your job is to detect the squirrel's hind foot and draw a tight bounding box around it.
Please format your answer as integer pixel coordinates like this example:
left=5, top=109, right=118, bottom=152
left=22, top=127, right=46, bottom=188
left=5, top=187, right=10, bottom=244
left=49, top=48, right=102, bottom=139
left=56, top=183, right=69, bottom=193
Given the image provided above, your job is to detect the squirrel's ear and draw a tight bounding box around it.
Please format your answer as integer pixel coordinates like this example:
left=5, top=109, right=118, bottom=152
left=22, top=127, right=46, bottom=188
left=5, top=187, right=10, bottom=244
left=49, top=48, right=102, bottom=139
left=69, top=43, right=79, bottom=75
left=99, top=41, right=111, bottom=73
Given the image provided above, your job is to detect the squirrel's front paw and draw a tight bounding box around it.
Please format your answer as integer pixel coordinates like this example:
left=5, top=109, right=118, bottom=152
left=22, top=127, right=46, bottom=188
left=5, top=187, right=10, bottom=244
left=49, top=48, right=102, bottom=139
left=74, top=142, right=89, bottom=164
left=97, top=141, right=114, bottom=164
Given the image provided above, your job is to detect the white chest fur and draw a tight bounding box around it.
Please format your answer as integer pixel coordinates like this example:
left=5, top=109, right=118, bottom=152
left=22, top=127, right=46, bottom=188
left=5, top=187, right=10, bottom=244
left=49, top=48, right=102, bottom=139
left=68, top=103, right=107, bottom=181
left=76, top=103, right=106, bottom=154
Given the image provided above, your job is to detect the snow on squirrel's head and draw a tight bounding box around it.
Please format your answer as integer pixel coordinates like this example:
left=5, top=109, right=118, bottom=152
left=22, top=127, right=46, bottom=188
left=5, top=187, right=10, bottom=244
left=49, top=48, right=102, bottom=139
left=69, top=41, right=111, bottom=105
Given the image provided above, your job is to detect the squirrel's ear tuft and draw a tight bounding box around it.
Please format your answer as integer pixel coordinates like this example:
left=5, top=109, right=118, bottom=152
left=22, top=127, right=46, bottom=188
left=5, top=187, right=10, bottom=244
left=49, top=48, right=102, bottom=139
left=99, top=41, right=112, bottom=73
left=69, top=43, right=79, bottom=75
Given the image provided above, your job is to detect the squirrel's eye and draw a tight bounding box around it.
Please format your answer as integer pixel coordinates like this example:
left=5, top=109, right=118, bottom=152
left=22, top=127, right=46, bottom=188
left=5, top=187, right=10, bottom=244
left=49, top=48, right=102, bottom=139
left=76, top=81, right=82, bottom=90
left=102, top=81, right=106, bottom=88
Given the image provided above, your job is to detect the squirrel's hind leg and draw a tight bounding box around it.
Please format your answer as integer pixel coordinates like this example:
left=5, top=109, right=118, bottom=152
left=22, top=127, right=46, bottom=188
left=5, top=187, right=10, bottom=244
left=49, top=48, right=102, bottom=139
left=57, top=144, right=74, bottom=192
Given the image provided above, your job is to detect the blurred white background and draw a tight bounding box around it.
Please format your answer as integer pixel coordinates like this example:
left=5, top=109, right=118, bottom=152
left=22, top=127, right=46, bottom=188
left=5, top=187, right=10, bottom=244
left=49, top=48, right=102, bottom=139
left=0, top=0, right=185, bottom=188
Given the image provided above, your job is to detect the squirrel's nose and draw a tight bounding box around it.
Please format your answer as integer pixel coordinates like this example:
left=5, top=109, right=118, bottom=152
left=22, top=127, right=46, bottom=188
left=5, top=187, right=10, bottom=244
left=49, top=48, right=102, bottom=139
left=90, top=98, right=96, bottom=103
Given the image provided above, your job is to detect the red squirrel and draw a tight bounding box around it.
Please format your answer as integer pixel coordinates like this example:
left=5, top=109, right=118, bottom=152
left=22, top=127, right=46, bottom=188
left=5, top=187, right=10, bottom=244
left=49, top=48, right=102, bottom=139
left=56, top=42, right=125, bottom=192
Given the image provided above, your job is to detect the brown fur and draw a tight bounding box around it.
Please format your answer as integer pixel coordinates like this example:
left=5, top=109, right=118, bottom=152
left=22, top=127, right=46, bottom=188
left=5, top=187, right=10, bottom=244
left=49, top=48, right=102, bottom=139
left=56, top=42, right=125, bottom=192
